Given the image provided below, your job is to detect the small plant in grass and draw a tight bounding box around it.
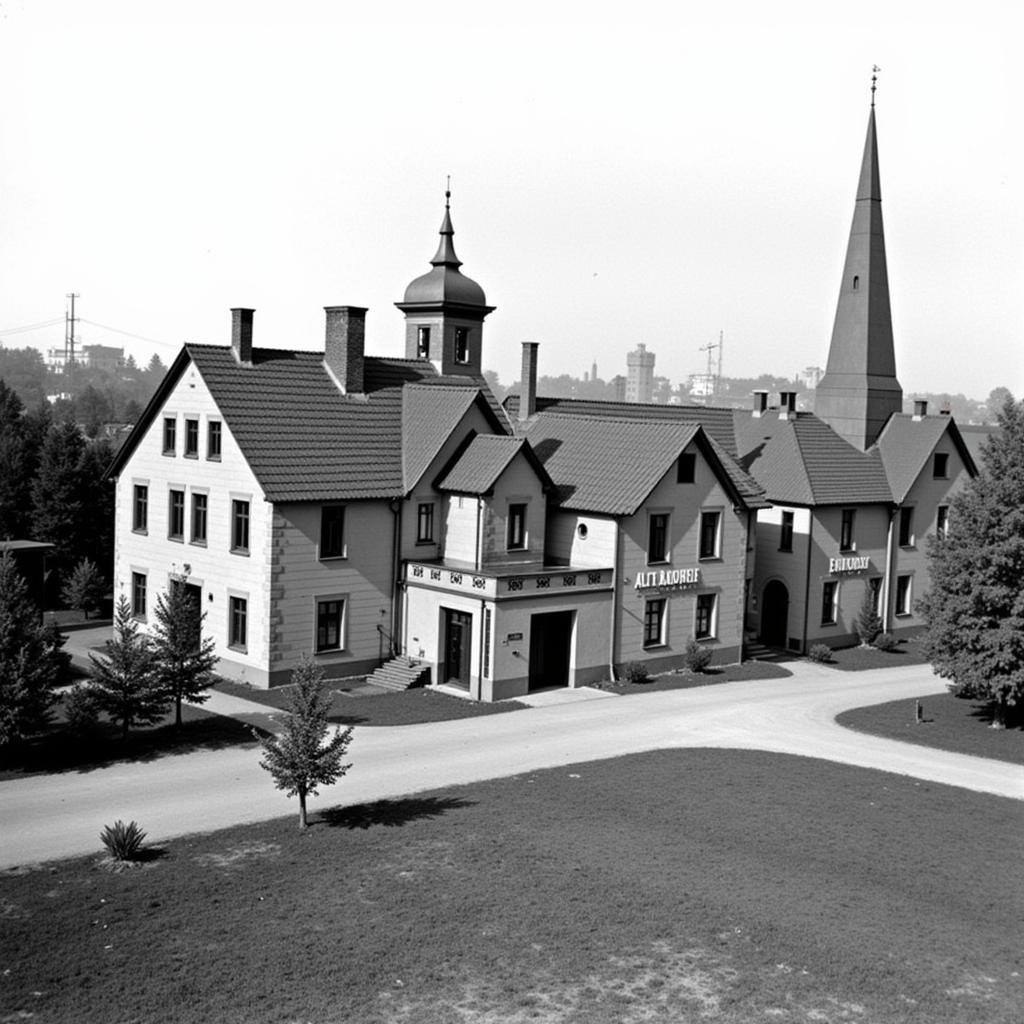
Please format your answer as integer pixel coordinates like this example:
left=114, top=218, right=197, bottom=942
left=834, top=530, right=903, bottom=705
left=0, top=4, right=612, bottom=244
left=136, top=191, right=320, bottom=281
left=808, top=644, right=833, bottom=663
left=100, top=819, right=147, bottom=862
left=873, top=632, right=898, bottom=652
left=622, top=661, right=650, bottom=684
left=256, top=657, right=353, bottom=829
left=63, top=682, right=100, bottom=735
left=683, top=638, right=713, bottom=673
left=855, top=583, right=883, bottom=646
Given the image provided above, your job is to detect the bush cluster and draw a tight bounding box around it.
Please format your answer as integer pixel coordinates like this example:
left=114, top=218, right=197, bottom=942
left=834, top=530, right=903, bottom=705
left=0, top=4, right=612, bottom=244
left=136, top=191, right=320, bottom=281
left=683, top=638, right=713, bottom=673
left=808, top=644, right=833, bottom=664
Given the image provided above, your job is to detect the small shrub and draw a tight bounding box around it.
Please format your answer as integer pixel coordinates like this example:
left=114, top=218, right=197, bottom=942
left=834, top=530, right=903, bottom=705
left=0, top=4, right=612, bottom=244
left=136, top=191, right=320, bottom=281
left=63, top=684, right=100, bottom=735
left=622, top=661, right=650, bottom=684
left=808, top=644, right=833, bottom=663
left=873, top=632, right=898, bottom=652
left=683, top=638, right=713, bottom=673
left=100, top=820, right=147, bottom=862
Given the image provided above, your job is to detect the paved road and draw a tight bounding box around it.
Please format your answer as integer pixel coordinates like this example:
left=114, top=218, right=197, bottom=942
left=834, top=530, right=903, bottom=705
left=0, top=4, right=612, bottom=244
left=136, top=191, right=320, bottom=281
left=1, top=663, right=1020, bottom=868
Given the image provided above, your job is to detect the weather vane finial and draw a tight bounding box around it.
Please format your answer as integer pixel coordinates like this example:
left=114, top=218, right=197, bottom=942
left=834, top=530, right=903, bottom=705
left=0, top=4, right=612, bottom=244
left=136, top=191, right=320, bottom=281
left=871, top=65, right=880, bottom=107
left=445, top=174, right=451, bottom=207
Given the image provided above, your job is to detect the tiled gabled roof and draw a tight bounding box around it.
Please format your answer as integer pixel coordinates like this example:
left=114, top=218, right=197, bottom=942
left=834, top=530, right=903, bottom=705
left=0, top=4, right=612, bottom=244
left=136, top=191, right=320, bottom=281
left=519, top=412, right=764, bottom=515
left=437, top=435, right=531, bottom=494
left=402, top=384, right=486, bottom=492
left=873, top=414, right=978, bottom=502
left=734, top=412, right=892, bottom=506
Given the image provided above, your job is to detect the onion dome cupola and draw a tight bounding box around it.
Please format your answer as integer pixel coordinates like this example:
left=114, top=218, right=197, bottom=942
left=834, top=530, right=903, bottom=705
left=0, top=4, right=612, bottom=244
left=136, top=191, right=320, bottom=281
left=395, top=189, right=495, bottom=377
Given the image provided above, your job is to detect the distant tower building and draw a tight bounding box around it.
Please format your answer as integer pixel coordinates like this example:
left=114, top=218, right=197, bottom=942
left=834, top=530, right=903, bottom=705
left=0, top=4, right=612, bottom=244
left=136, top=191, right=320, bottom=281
left=625, top=343, right=655, bottom=403
left=591, top=361, right=598, bottom=382
left=815, top=91, right=903, bottom=449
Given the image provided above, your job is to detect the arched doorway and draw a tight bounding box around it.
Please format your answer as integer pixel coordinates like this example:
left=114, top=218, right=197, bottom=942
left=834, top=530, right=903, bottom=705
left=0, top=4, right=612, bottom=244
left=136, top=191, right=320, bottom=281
left=760, top=580, right=789, bottom=648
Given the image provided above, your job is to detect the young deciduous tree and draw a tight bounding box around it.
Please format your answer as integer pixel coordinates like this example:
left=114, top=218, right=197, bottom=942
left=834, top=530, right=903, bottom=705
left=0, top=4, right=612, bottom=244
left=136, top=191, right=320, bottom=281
left=920, top=395, right=1024, bottom=727
left=151, top=583, right=218, bottom=727
left=89, top=596, right=166, bottom=739
left=0, top=551, right=68, bottom=748
left=855, top=582, right=883, bottom=646
left=62, top=558, right=107, bottom=619
left=257, top=657, right=353, bottom=829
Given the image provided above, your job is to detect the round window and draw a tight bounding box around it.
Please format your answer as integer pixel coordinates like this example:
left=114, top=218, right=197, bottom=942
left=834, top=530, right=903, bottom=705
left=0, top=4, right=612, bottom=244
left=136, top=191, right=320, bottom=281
left=577, top=523, right=588, bottom=539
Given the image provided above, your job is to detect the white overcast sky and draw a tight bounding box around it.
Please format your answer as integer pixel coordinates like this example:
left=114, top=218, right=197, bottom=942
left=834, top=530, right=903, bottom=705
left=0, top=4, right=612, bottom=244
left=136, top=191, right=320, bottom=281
left=1, top=0, right=1020, bottom=400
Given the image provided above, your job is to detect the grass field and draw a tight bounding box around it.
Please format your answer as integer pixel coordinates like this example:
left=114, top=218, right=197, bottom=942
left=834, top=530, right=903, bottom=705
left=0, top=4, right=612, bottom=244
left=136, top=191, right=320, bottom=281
left=837, top=691, right=1024, bottom=764
left=817, top=636, right=927, bottom=672
left=2, top=749, right=1020, bottom=1024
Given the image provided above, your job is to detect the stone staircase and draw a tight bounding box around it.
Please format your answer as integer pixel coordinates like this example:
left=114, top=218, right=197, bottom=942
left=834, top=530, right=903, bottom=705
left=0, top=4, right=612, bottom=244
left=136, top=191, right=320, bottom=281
left=743, top=640, right=792, bottom=663
left=366, top=655, right=431, bottom=692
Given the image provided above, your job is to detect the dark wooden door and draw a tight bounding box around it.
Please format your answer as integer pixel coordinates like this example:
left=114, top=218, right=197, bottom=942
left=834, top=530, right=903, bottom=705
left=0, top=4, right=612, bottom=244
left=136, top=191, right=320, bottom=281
left=528, top=611, right=573, bottom=690
left=443, top=610, right=472, bottom=688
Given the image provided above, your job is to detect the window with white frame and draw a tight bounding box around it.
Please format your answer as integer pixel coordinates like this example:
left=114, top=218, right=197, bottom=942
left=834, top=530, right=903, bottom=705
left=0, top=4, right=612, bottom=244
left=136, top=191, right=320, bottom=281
left=207, top=420, right=222, bottom=460
left=895, top=575, right=913, bottom=616
left=184, top=418, right=199, bottom=458
left=507, top=503, right=527, bottom=550
left=168, top=489, right=185, bottom=540
left=131, top=571, right=147, bottom=619
left=231, top=499, right=250, bottom=554
left=191, top=493, right=208, bottom=544
left=316, top=598, right=345, bottom=652
left=132, top=484, right=148, bottom=533
left=821, top=580, right=839, bottom=625
left=695, top=593, right=716, bottom=639
left=229, top=595, right=248, bottom=650
left=162, top=417, right=176, bottom=455
left=417, top=326, right=430, bottom=358
left=417, top=502, right=435, bottom=543
left=699, top=510, right=721, bottom=559
left=643, top=598, right=665, bottom=648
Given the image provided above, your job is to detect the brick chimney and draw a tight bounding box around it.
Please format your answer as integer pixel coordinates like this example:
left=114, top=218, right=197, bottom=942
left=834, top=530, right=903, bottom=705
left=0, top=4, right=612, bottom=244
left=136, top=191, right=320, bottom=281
left=324, top=306, right=367, bottom=394
left=752, top=390, right=769, bottom=417
left=913, top=399, right=928, bottom=420
left=231, top=308, right=254, bottom=365
left=519, top=342, right=539, bottom=422
left=778, top=391, right=797, bottom=420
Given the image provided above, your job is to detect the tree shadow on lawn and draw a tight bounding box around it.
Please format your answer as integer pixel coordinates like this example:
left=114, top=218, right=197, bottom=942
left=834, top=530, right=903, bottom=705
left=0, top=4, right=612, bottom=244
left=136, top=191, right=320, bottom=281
left=319, top=796, right=476, bottom=830
left=0, top=711, right=269, bottom=780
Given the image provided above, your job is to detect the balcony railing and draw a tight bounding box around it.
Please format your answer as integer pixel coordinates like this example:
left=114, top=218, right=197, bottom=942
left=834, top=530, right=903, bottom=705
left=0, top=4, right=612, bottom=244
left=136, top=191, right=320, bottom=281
left=405, top=561, right=614, bottom=600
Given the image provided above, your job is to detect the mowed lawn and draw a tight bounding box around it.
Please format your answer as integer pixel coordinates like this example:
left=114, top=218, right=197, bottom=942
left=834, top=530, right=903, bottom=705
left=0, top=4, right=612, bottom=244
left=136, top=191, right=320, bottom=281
left=2, top=750, right=1021, bottom=1024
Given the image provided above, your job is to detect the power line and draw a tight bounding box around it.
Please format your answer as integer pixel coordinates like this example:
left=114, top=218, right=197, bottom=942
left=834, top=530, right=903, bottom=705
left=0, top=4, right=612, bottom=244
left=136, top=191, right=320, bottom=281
left=79, top=318, right=177, bottom=349
left=0, top=317, right=65, bottom=337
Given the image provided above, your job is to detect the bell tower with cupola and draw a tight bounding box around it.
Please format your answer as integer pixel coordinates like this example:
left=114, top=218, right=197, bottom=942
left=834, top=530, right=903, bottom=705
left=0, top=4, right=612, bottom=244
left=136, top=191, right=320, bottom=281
left=396, top=189, right=495, bottom=377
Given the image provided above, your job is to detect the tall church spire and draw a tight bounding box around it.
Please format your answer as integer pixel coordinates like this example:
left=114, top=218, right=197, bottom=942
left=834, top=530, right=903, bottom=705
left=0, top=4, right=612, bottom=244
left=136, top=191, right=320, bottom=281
left=815, top=80, right=903, bottom=450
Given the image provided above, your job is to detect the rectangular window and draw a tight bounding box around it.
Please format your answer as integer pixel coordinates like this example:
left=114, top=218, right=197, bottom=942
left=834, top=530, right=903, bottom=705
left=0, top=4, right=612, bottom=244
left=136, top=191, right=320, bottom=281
left=936, top=505, right=949, bottom=540
left=131, top=572, right=147, bottom=618
left=416, top=502, right=435, bottom=543
left=184, top=418, right=199, bottom=457
left=695, top=593, right=716, bottom=640
left=454, top=327, right=469, bottom=364
left=648, top=513, right=669, bottom=564
left=896, top=575, right=912, bottom=616
left=207, top=420, right=222, bottom=460
left=899, top=507, right=914, bottom=547
left=699, top=511, right=721, bottom=559
left=168, top=489, right=185, bottom=540
left=643, top=598, right=665, bottom=648
left=316, top=599, right=344, bottom=652
left=507, top=503, right=527, bottom=550
left=132, top=484, right=148, bottom=533
left=933, top=452, right=949, bottom=479
left=821, top=580, right=838, bottom=625
left=417, top=326, right=430, bottom=358
left=320, top=506, right=345, bottom=559
left=840, top=508, right=855, bottom=552
left=869, top=576, right=882, bottom=615
left=191, top=493, right=208, bottom=544
left=231, top=500, right=250, bottom=553
left=779, top=510, right=794, bottom=552
left=677, top=452, right=696, bottom=483
left=162, top=417, right=176, bottom=455
left=229, top=596, right=248, bottom=650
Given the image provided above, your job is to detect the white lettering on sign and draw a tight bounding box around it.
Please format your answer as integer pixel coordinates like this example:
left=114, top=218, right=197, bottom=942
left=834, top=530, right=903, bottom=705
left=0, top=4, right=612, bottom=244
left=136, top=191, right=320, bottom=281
left=828, top=556, right=870, bottom=573
left=634, top=568, right=701, bottom=591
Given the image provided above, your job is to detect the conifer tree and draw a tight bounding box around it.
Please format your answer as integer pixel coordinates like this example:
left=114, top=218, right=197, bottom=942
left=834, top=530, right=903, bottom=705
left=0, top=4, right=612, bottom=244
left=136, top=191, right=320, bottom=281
left=151, top=583, right=218, bottom=727
left=89, top=596, right=166, bottom=739
left=62, top=558, right=107, bottom=619
left=0, top=551, right=68, bottom=748
left=920, top=395, right=1024, bottom=726
left=855, top=581, right=883, bottom=646
left=31, top=420, right=87, bottom=581
left=257, top=657, right=353, bottom=829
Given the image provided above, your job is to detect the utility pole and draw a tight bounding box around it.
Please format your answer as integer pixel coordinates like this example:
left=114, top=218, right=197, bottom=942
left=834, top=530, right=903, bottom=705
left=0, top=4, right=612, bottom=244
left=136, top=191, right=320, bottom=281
left=65, top=292, right=80, bottom=366
left=699, top=336, right=720, bottom=403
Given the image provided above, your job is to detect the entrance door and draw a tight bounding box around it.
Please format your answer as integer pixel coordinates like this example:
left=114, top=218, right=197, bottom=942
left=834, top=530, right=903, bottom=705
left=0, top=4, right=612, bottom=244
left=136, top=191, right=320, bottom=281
left=443, top=610, right=472, bottom=688
left=528, top=611, right=573, bottom=691
left=760, top=580, right=789, bottom=648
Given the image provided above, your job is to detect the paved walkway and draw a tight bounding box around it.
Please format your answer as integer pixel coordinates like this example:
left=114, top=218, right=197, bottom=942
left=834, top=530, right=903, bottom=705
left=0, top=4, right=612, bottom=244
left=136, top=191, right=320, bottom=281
left=2, top=662, right=1020, bottom=869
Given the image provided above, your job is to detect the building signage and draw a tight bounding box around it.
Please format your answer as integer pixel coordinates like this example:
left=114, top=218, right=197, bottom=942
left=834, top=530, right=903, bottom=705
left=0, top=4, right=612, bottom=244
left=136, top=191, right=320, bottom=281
left=634, top=568, right=701, bottom=591
left=828, top=555, right=870, bottom=574
left=506, top=632, right=523, bottom=642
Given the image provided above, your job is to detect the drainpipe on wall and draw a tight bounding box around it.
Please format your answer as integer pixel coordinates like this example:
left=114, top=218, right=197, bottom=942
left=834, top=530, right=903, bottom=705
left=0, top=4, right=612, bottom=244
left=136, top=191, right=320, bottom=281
left=882, top=506, right=897, bottom=632
left=477, top=597, right=486, bottom=702
left=389, top=499, right=402, bottom=658
left=608, top=520, right=621, bottom=682
left=475, top=497, right=484, bottom=573
left=801, top=514, right=814, bottom=654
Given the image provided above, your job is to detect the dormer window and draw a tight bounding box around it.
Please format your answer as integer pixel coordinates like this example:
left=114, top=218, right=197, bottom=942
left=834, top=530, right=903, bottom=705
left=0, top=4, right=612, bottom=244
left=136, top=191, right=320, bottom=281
left=454, top=328, right=469, bottom=364
left=417, top=326, right=430, bottom=359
